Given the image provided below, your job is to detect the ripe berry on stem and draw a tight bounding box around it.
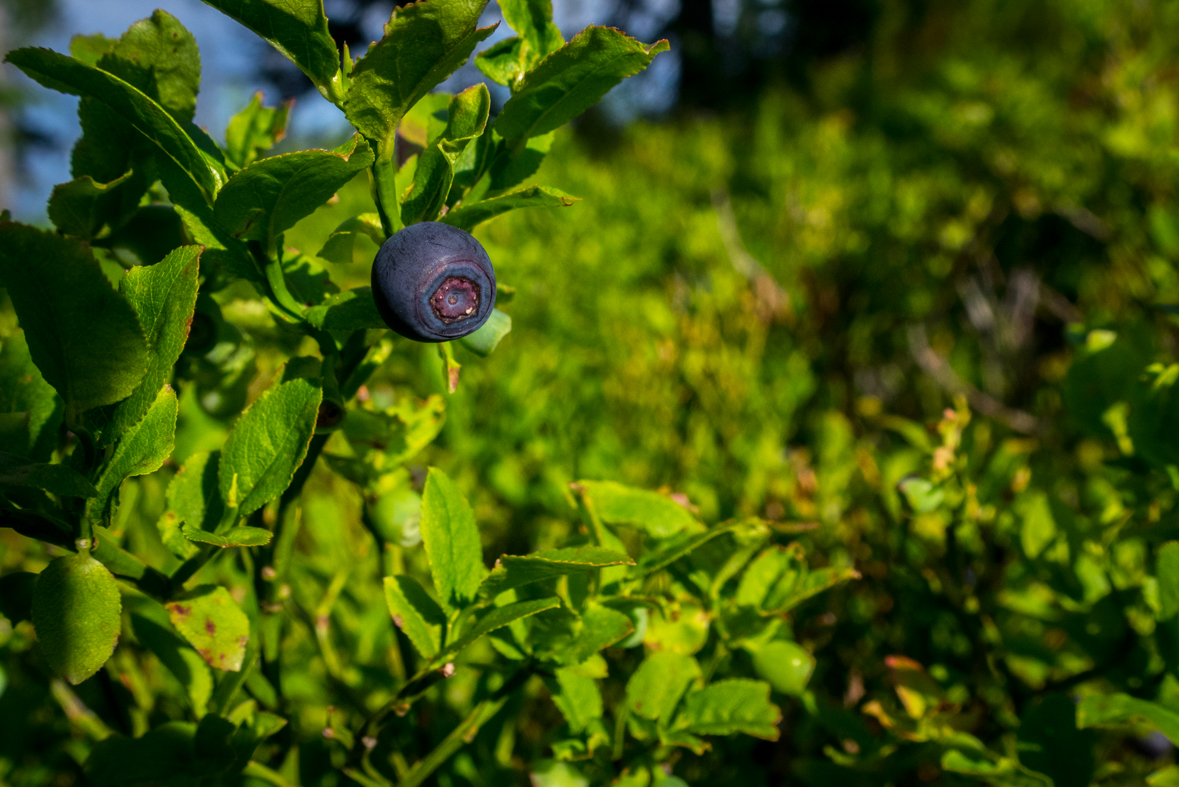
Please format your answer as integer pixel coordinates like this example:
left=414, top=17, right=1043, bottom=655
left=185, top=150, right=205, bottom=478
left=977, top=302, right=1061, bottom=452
left=371, top=222, right=496, bottom=342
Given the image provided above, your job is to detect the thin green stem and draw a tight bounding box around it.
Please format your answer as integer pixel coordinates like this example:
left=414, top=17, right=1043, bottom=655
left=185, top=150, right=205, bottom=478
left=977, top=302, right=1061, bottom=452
left=350, top=665, right=532, bottom=783
left=243, top=761, right=298, bottom=787
left=372, top=155, right=403, bottom=237
left=397, top=696, right=509, bottom=787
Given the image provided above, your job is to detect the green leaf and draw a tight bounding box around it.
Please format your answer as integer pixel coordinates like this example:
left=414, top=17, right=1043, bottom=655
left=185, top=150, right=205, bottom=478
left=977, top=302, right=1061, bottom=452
left=86, top=386, right=178, bottom=526
left=282, top=253, right=339, bottom=307
left=0, top=330, right=63, bottom=461
left=486, top=131, right=553, bottom=192
left=626, top=651, right=700, bottom=723
left=317, top=214, right=384, bottom=264
left=640, top=521, right=739, bottom=574
left=171, top=199, right=261, bottom=287
left=213, top=134, right=374, bottom=243
left=420, top=467, right=485, bottom=609
left=166, top=585, right=251, bottom=671
left=446, top=596, right=561, bottom=655
left=5, top=47, right=222, bottom=203
left=399, top=92, right=452, bottom=148
left=941, top=750, right=1054, bottom=787
left=0, top=452, right=96, bottom=498
left=736, top=547, right=792, bottom=608
left=97, top=10, right=201, bottom=123
left=1020, top=492, right=1057, bottom=559
left=305, top=288, right=388, bottom=333
left=400, top=87, right=491, bottom=223
left=482, top=545, right=633, bottom=597
left=200, top=0, right=340, bottom=97
left=436, top=83, right=492, bottom=146
left=530, top=762, right=590, bottom=787
left=225, top=92, right=291, bottom=169
left=109, top=246, right=202, bottom=438
left=219, top=377, right=322, bottom=517
left=32, top=553, right=122, bottom=684
left=401, top=145, right=455, bottom=225
left=0, top=223, right=148, bottom=418
left=344, top=0, right=495, bottom=156
left=1077, top=693, right=1179, bottom=743
left=69, top=98, right=144, bottom=194
left=528, top=604, right=632, bottom=665
left=494, top=27, right=669, bottom=140
left=69, top=33, right=116, bottom=66
left=181, top=524, right=273, bottom=548
left=1018, top=694, right=1095, bottom=787
left=1149, top=767, right=1179, bottom=787
left=442, top=185, right=577, bottom=231
left=338, top=396, right=447, bottom=467
left=765, top=566, right=859, bottom=615
left=1158, top=541, right=1179, bottom=621
left=898, top=476, right=944, bottom=513
left=559, top=603, right=633, bottom=663
left=458, top=309, right=512, bottom=357
left=130, top=614, right=214, bottom=716
left=743, top=640, right=814, bottom=696
left=384, top=574, right=447, bottom=660
left=47, top=170, right=136, bottom=239
left=475, top=37, right=528, bottom=87
left=158, top=451, right=223, bottom=560
left=1128, top=363, right=1179, bottom=469
left=499, top=0, right=563, bottom=63
left=735, top=544, right=859, bottom=615
left=678, top=679, right=781, bottom=740
left=576, top=480, right=704, bottom=538
left=643, top=602, right=709, bottom=655
left=548, top=667, right=601, bottom=734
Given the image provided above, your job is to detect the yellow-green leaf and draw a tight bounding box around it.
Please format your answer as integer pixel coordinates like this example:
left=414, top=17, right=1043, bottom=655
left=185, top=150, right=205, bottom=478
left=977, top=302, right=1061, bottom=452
left=166, top=585, right=250, bottom=672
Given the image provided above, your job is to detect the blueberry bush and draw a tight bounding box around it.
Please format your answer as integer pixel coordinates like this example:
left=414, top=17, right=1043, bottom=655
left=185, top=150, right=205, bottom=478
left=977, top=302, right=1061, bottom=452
left=0, top=1, right=841, bottom=785
left=4, top=0, right=1179, bottom=786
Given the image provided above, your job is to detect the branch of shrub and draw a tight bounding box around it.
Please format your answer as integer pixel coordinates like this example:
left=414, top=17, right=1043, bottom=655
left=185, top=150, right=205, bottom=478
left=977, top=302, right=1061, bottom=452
left=907, top=324, right=1040, bottom=435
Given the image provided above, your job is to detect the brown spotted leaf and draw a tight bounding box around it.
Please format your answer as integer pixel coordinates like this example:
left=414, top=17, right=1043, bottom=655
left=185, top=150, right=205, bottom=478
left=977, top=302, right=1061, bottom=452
left=165, top=584, right=249, bottom=671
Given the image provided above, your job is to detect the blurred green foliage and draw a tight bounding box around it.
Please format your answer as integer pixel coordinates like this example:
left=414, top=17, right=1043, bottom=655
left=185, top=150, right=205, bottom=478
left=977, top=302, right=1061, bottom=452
left=5, top=0, right=1179, bottom=785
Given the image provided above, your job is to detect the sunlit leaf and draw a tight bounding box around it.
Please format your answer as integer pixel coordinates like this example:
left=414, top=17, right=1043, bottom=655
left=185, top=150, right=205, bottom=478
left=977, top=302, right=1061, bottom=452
left=166, top=585, right=250, bottom=672
left=495, top=27, right=668, bottom=140
left=576, top=480, right=703, bottom=538
left=677, top=679, right=781, bottom=740
left=108, top=246, right=202, bottom=438
left=86, top=386, right=178, bottom=527
left=219, top=377, right=322, bottom=516
left=626, top=651, right=700, bottom=724
left=225, top=92, right=291, bottom=169
left=200, top=0, right=340, bottom=97
left=213, top=135, right=373, bottom=244
left=482, top=545, right=633, bottom=597
left=1078, top=693, right=1179, bottom=744
left=384, top=574, right=446, bottom=660
left=420, top=467, right=485, bottom=609
left=5, top=47, right=221, bottom=202
left=344, top=0, right=494, bottom=155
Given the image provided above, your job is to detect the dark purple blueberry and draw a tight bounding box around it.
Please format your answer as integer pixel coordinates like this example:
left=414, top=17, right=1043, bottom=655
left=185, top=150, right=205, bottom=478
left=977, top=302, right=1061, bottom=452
left=370, top=222, right=497, bottom=343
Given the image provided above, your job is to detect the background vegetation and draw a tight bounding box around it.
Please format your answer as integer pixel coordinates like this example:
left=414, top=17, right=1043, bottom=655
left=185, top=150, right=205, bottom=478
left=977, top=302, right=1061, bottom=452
left=4, top=0, right=1179, bottom=785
